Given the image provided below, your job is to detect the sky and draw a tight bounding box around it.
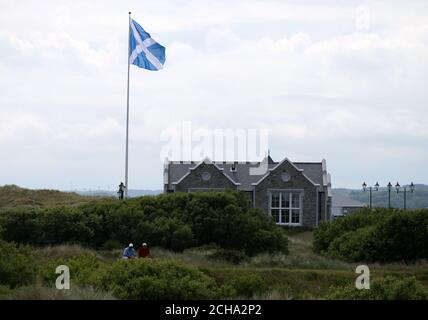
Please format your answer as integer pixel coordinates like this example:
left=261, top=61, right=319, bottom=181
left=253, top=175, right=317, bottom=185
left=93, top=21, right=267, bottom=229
left=0, top=0, right=428, bottom=191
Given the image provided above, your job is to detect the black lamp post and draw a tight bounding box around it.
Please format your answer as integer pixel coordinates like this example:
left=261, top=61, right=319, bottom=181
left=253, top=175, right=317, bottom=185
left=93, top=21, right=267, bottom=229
left=362, top=181, right=379, bottom=208
left=395, top=182, right=415, bottom=210
left=387, top=182, right=392, bottom=208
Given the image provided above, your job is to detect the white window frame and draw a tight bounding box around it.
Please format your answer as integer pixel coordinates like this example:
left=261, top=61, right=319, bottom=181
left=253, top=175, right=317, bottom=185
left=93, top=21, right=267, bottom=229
left=269, top=190, right=303, bottom=226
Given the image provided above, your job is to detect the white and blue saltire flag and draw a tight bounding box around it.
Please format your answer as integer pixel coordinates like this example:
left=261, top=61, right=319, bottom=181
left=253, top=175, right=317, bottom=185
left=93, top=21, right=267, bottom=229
left=129, top=19, right=165, bottom=71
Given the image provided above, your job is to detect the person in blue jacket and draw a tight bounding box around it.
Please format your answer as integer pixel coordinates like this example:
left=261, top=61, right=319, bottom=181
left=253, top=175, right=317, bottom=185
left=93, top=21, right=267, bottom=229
left=122, top=243, right=136, bottom=259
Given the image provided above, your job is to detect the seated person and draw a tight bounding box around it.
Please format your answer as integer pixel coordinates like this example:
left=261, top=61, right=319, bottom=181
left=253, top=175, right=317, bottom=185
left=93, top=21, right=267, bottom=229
left=122, top=243, right=135, bottom=259
left=138, top=243, right=150, bottom=258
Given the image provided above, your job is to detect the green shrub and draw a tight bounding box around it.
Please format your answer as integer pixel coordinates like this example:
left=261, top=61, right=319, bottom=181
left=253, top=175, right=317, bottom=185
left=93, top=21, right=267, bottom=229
left=0, top=207, right=95, bottom=246
left=38, top=253, right=106, bottom=287
left=328, top=276, right=428, bottom=300
left=208, top=249, right=249, bottom=264
left=369, top=211, right=428, bottom=261
left=96, top=259, right=220, bottom=299
left=36, top=207, right=94, bottom=246
left=0, top=208, right=42, bottom=244
left=0, top=240, right=38, bottom=288
left=141, top=217, right=195, bottom=252
left=313, top=208, right=381, bottom=254
left=327, top=226, right=376, bottom=262
left=139, top=192, right=288, bottom=255
left=170, top=224, right=195, bottom=252
left=223, top=272, right=268, bottom=298
left=0, top=191, right=288, bottom=255
left=0, top=285, right=12, bottom=298
left=313, top=208, right=428, bottom=262
left=251, top=228, right=289, bottom=255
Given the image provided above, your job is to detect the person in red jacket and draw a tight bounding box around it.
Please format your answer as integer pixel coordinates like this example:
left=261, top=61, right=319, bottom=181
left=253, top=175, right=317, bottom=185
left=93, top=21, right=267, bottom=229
left=138, top=243, right=150, bottom=258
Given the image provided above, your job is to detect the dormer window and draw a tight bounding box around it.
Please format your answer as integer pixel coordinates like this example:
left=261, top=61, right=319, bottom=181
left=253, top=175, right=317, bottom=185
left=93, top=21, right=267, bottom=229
left=230, top=163, right=237, bottom=172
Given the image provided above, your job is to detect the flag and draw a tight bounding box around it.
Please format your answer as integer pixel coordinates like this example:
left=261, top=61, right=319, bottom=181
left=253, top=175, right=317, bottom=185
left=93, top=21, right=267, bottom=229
left=129, top=19, right=165, bottom=71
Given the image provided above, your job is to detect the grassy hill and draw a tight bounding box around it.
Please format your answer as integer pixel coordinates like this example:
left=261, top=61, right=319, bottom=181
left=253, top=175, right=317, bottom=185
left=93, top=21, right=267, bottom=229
left=0, top=185, right=100, bottom=209
left=333, top=184, right=428, bottom=209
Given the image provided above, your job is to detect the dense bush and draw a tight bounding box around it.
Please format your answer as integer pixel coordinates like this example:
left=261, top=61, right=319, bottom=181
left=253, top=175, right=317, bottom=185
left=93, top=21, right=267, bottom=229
left=138, top=192, right=288, bottom=255
left=0, top=240, right=38, bottom=288
left=0, top=207, right=95, bottom=246
left=0, top=191, right=288, bottom=255
left=313, top=208, right=428, bottom=262
left=0, top=285, right=12, bottom=298
left=326, top=226, right=377, bottom=262
left=96, top=259, right=222, bottom=299
left=313, top=209, right=380, bottom=254
left=328, top=276, right=428, bottom=300
left=137, top=217, right=196, bottom=252
left=369, top=211, right=428, bottom=261
left=38, top=253, right=107, bottom=287
left=222, top=272, right=268, bottom=298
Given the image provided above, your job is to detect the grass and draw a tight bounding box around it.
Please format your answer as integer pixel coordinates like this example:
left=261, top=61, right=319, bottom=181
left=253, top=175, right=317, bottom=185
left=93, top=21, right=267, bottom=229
left=0, top=283, right=116, bottom=300
left=150, top=246, right=237, bottom=268
left=35, top=244, right=100, bottom=261
left=0, top=185, right=101, bottom=209
left=149, top=230, right=428, bottom=299
left=248, top=231, right=352, bottom=270
left=122, top=231, right=428, bottom=299
left=144, top=232, right=351, bottom=270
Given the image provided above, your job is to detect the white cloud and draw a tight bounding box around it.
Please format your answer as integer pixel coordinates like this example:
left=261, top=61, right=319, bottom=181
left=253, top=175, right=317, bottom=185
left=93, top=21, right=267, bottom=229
left=0, top=111, right=48, bottom=142
left=9, top=36, right=34, bottom=52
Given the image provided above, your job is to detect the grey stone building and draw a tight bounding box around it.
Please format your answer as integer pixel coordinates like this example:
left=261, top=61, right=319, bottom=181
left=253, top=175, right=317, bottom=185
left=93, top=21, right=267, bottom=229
left=163, top=155, right=332, bottom=228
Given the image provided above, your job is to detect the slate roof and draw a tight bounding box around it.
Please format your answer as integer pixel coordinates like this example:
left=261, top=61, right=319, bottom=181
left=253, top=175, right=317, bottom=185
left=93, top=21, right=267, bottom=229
left=166, top=156, right=329, bottom=192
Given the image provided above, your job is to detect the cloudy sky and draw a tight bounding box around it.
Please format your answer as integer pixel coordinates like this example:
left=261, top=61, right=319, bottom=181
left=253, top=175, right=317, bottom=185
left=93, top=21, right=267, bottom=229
left=1, top=0, right=428, bottom=191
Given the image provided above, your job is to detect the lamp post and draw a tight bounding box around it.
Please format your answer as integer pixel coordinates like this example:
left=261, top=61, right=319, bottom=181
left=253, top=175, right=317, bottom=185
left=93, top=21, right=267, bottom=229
left=362, top=182, right=379, bottom=208
left=387, top=182, right=392, bottom=208
left=395, top=182, right=415, bottom=210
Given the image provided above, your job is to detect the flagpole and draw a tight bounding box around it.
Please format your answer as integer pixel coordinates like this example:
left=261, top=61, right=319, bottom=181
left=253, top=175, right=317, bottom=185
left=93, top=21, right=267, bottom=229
left=125, top=11, right=131, bottom=198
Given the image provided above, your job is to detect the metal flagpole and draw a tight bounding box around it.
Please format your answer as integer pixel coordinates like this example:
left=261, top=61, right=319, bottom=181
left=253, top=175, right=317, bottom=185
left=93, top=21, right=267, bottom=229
left=125, top=12, right=131, bottom=198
